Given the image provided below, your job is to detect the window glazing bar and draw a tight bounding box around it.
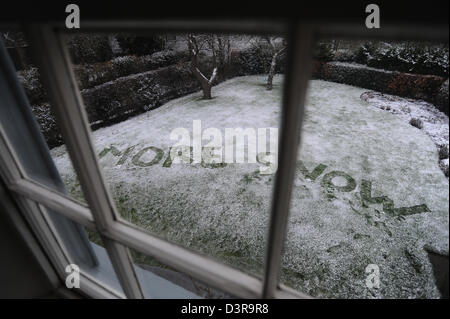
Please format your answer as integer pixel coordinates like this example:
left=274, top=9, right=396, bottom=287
left=24, top=24, right=144, bottom=299
left=0, top=108, right=124, bottom=299
left=106, top=220, right=265, bottom=298
left=9, top=178, right=95, bottom=229
left=262, top=23, right=314, bottom=298
left=0, top=132, right=305, bottom=300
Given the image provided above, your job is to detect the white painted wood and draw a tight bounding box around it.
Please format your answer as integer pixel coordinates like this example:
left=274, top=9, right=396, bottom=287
left=262, top=24, right=314, bottom=298
left=25, top=25, right=145, bottom=299
left=9, top=179, right=95, bottom=229
left=106, top=221, right=264, bottom=298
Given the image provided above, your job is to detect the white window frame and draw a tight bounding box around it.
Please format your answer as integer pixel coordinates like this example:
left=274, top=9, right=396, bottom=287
left=0, top=18, right=447, bottom=299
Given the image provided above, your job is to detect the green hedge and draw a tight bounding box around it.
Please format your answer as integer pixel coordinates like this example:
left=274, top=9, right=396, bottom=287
left=81, top=62, right=200, bottom=128
left=67, top=34, right=114, bottom=64
left=115, top=35, right=165, bottom=56
left=29, top=62, right=200, bottom=148
left=73, top=50, right=189, bottom=89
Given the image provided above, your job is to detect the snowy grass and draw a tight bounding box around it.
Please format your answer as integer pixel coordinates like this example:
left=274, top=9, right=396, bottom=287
left=360, top=90, right=449, bottom=177
left=50, top=75, right=448, bottom=298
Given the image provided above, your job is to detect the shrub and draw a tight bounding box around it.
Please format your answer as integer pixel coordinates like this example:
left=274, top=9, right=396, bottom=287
left=16, top=67, right=47, bottom=105
left=386, top=73, right=445, bottom=101
left=81, top=62, right=200, bottom=127
left=311, top=60, right=325, bottom=79
left=116, top=35, right=165, bottom=56
left=356, top=42, right=449, bottom=77
left=313, top=61, right=446, bottom=109
left=354, top=42, right=378, bottom=65
left=233, top=45, right=272, bottom=75
left=67, top=34, right=114, bottom=64
left=72, top=50, right=188, bottom=89
left=439, top=145, right=449, bottom=160
left=31, top=103, right=63, bottom=148
left=434, top=79, right=449, bottom=114
left=314, top=42, right=335, bottom=62
left=440, top=161, right=449, bottom=177
left=317, top=62, right=393, bottom=92
left=333, top=49, right=356, bottom=62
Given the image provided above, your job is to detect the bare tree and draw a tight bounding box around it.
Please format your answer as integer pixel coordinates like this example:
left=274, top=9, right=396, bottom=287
left=187, top=34, right=230, bottom=99
left=1, top=31, right=29, bottom=69
left=264, top=36, right=286, bottom=90
left=332, top=40, right=341, bottom=51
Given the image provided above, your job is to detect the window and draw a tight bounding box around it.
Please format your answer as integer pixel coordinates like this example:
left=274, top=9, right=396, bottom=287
left=0, top=21, right=308, bottom=299
left=0, top=19, right=447, bottom=299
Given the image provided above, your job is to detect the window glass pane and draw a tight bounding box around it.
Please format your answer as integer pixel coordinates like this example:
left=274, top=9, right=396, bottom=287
left=129, top=247, right=234, bottom=299
left=60, top=32, right=284, bottom=278
left=0, top=31, right=99, bottom=285
left=37, top=203, right=125, bottom=297
left=0, top=29, right=86, bottom=205
left=282, top=40, right=449, bottom=298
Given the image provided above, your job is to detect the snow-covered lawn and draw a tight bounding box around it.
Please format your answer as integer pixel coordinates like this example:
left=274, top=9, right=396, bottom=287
left=360, top=90, right=449, bottom=177
left=51, top=75, right=449, bottom=298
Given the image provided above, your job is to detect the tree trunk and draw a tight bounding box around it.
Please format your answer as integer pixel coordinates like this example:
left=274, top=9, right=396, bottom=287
left=15, top=46, right=28, bottom=70
left=266, top=46, right=285, bottom=91
left=202, top=83, right=212, bottom=99
left=188, top=35, right=217, bottom=99
left=266, top=52, right=278, bottom=90
left=191, top=67, right=214, bottom=99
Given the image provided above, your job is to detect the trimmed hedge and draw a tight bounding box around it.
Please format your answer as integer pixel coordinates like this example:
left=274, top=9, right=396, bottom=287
left=313, top=61, right=448, bottom=114
left=29, top=62, right=200, bottom=148
left=18, top=50, right=189, bottom=103
left=19, top=46, right=281, bottom=104
left=73, top=50, right=189, bottom=89
left=435, top=79, right=449, bottom=114
left=354, top=42, right=449, bottom=77
left=81, top=62, right=200, bottom=128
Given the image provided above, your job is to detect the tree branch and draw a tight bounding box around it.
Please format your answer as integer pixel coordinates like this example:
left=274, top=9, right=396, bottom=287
left=209, top=67, right=218, bottom=84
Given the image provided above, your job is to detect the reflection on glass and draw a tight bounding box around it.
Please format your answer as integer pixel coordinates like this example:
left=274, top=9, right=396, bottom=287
left=1, top=30, right=87, bottom=205
left=129, top=248, right=234, bottom=299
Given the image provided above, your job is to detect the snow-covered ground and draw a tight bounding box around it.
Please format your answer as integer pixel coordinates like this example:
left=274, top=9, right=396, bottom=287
left=50, top=76, right=449, bottom=298
left=360, top=91, right=449, bottom=178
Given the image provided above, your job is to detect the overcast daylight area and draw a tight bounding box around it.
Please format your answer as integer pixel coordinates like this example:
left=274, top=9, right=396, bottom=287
left=0, top=1, right=448, bottom=307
